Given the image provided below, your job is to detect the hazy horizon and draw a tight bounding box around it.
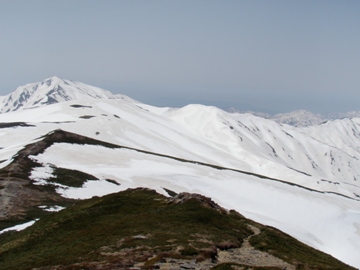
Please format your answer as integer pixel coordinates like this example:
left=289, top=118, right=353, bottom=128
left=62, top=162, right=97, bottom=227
left=1, top=1, right=359, bottom=114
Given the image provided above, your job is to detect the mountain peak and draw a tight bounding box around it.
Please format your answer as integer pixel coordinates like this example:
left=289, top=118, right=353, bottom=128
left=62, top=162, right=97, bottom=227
left=0, top=77, right=120, bottom=114
left=41, top=76, right=65, bottom=86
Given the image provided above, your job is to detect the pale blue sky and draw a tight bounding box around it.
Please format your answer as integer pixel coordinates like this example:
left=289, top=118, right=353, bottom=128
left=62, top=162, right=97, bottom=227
left=1, top=0, right=359, bottom=114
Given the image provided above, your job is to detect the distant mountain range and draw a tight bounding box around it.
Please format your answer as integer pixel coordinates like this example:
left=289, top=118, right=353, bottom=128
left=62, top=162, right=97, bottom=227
left=229, top=108, right=360, bottom=127
left=0, top=77, right=359, bottom=268
left=2, top=76, right=359, bottom=127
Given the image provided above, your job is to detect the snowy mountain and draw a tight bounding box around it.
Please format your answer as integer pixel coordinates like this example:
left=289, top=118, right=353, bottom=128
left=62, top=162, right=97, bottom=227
left=0, top=77, right=360, bottom=268
left=0, top=76, right=133, bottom=113
left=271, top=110, right=326, bottom=127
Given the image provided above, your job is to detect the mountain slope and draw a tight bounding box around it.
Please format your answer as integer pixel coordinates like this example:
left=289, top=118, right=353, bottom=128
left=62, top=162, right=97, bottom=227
left=0, top=188, right=354, bottom=270
left=0, top=78, right=360, bottom=267
left=1, top=127, right=360, bottom=267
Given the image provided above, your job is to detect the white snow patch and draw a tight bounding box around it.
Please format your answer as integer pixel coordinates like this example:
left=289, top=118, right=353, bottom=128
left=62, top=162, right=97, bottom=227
left=29, top=163, right=55, bottom=185
left=58, top=179, right=124, bottom=199
left=38, top=205, right=65, bottom=212
left=0, top=220, right=38, bottom=234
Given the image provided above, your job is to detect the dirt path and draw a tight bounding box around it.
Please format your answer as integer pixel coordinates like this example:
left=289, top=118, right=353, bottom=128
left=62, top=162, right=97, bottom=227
left=217, top=224, right=295, bottom=269
left=133, top=225, right=296, bottom=270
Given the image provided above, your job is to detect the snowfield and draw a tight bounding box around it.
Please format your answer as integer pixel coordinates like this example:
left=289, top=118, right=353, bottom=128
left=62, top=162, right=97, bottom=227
left=1, top=77, right=360, bottom=268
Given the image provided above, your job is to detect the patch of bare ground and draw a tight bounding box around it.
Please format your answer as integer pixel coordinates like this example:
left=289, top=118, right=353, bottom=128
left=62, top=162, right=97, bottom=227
left=0, top=174, right=70, bottom=221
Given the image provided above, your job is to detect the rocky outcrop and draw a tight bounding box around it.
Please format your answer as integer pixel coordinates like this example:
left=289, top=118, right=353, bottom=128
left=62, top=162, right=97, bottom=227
left=167, top=193, right=228, bottom=215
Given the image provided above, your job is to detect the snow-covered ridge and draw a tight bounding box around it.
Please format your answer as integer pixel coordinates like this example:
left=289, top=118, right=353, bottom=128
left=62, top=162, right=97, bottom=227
left=0, top=76, right=134, bottom=113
